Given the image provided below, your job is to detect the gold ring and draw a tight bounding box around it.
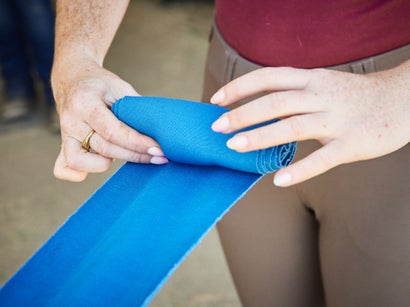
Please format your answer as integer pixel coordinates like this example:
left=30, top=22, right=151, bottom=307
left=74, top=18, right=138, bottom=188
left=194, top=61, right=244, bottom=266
left=82, top=129, right=95, bottom=151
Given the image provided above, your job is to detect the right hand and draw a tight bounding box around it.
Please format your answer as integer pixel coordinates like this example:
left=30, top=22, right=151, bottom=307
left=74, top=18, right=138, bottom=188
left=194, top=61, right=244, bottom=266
left=51, top=59, right=168, bottom=182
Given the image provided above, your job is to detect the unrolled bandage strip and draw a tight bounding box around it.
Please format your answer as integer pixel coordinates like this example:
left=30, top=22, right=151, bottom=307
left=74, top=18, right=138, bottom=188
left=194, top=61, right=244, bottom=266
left=0, top=96, right=296, bottom=306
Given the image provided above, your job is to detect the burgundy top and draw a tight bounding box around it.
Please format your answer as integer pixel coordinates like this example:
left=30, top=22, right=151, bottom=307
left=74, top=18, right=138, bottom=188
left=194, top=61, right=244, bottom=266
left=215, top=0, right=410, bottom=68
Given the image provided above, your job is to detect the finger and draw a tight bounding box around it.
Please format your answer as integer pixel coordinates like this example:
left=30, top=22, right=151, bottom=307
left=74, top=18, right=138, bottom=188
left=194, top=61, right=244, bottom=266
left=226, top=113, right=328, bottom=152
left=273, top=141, right=344, bottom=187
left=63, top=137, right=113, bottom=173
left=53, top=148, right=88, bottom=182
left=104, top=78, right=139, bottom=105
left=210, top=67, right=311, bottom=106
left=212, top=91, right=320, bottom=133
left=87, top=105, right=161, bottom=154
left=65, top=118, right=168, bottom=165
left=89, top=131, right=168, bottom=164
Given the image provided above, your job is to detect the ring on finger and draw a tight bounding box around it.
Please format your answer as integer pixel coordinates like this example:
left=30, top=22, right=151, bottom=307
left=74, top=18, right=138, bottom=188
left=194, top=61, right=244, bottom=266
left=82, top=129, right=96, bottom=152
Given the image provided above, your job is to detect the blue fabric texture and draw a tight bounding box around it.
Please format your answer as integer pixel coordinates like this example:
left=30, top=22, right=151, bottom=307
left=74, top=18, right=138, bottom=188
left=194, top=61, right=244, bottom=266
left=112, top=96, right=296, bottom=174
left=0, top=96, right=296, bottom=306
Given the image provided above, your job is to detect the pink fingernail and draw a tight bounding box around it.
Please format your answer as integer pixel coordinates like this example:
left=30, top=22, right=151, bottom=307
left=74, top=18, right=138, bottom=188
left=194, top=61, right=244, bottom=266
left=227, top=135, right=248, bottom=150
left=150, top=156, right=169, bottom=165
left=274, top=172, right=292, bottom=186
left=210, top=89, right=225, bottom=104
left=211, top=116, right=230, bottom=132
left=148, top=147, right=164, bottom=156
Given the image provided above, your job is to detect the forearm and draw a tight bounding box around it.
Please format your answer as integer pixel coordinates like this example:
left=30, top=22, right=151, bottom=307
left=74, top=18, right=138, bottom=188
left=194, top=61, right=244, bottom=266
left=52, top=0, right=130, bottom=101
left=54, top=0, right=129, bottom=66
left=49, top=0, right=164, bottom=182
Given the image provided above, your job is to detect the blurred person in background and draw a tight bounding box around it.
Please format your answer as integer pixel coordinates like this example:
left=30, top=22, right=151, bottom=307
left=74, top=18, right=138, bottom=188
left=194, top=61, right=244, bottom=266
left=0, top=0, right=58, bottom=131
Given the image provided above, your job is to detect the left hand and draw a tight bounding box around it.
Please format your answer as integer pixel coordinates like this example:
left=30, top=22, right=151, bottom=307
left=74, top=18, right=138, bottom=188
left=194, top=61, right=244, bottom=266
left=210, top=66, right=410, bottom=187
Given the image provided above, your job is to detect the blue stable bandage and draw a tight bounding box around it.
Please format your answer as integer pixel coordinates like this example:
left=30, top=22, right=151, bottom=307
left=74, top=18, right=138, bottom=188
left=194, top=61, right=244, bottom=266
left=0, top=96, right=296, bottom=306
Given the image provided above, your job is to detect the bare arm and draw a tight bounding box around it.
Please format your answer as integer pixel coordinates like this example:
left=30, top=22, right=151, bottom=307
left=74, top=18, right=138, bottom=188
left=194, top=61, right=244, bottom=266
left=52, top=0, right=167, bottom=182
left=54, top=0, right=129, bottom=67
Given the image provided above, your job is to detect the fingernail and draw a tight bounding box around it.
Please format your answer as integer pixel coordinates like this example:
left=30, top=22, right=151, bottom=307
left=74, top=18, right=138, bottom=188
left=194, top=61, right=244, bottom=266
left=273, top=172, right=292, bottom=186
left=227, top=135, right=248, bottom=150
left=211, top=116, right=230, bottom=132
left=150, top=156, right=169, bottom=165
left=210, top=89, right=225, bottom=104
left=148, top=147, right=164, bottom=156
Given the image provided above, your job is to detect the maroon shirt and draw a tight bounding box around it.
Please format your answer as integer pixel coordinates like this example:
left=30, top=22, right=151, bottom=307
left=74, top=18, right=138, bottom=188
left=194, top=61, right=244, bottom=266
left=215, top=0, right=410, bottom=68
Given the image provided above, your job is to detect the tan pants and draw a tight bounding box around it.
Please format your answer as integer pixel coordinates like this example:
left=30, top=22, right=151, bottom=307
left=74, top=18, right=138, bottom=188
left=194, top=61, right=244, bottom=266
left=202, top=26, right=410, bottom=307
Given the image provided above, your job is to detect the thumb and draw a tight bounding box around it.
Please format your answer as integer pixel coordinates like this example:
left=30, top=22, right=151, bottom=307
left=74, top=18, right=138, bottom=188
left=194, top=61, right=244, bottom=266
left=54, top=149, right=88, bottom=182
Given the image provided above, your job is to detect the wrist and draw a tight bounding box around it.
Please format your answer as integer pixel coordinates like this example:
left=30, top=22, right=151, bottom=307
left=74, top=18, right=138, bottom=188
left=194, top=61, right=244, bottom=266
left=51, top=56, right=102, bottom=103
left=369, top=61, right=410, bottom=143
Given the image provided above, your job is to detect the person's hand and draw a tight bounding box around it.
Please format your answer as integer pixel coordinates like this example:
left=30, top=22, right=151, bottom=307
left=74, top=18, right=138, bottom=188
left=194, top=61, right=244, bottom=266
left=210, top=66, right=410, bottom=187
left=52, top=59, right=168, bottom=182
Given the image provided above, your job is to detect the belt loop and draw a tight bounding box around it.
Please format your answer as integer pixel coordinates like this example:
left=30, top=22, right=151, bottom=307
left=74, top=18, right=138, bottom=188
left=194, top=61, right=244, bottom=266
left=208, top=26, right=214, bottom=43
left=224, top=49, right=238, bottom=84
left=350, top=57, right=376, bottom=74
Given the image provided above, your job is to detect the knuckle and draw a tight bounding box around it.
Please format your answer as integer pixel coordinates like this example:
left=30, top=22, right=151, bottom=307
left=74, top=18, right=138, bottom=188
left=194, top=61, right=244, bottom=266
left=256, top=67, right=276, bottom=84
left=99, top=160, right=112, bottom=172
left=58, top=109, right=77, bottom=128
left=247, top=130, right=264, bottom=149
left=89, top=108, right=115, bottom=142
left=58, top=97, right=88, bottom=127
left=223, top=82, right=237, bottom=100
left=65, top=154, right=81, bottom=170
left=227, top=111, right=244, bottom=129
left=53, top=166, right=64, bottom=179
left=130, top=153, right=145, bottom=163
left=119, top=81, right=137, bottom=96
left=288, top=116, right=307, bottom=137
left=94, top=139, right=111, bottom=157
left=311, top=67, right=327, bottom=75
left=102, top=126, right=115, bottom=143
left=66, top=90, right=88, bottom=111
left=311, top=67, right=329, bottom=78
left=266, top=93, right=287, bottom=113
left=311, top=68, right=337, bottom=84
left=314, top=150, right=334, bottom=170
left=260, top=67, right=276, bottom=78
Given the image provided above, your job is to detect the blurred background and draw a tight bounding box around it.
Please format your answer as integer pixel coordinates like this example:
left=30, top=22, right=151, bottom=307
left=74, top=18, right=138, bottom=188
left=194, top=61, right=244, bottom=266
left=0, top=0, right=241, bottom=305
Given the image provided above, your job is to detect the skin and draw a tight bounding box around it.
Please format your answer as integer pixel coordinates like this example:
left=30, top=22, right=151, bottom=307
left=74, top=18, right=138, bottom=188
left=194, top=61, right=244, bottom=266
left=52, top=0, right=410, bottom=186
left=52, top=0, right=167, bottom=182
left=211, top=64, right=410, bottom=186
